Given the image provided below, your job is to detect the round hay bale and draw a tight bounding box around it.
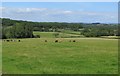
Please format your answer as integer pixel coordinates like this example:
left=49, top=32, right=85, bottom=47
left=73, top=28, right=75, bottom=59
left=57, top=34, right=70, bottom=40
left=18, top=40, right=21, bottom=42
left=45, top=40, right=47, bottom=42
left=73, top=40, right=76, bottom=42
left=55, top=40, right=58, bottom=43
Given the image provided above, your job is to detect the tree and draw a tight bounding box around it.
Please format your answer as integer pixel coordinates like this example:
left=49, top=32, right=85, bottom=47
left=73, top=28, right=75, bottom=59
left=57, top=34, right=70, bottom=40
left=2, top=22, right=34, bottom=39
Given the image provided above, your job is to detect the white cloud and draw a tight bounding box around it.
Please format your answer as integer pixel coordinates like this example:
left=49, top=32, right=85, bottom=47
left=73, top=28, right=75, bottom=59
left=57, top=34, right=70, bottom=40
left=17, top=8, right=47, bottom=13
left=0, top=7, right=6, bottom=11
left=1, top=7, right=118, bottom=23
left=62, top=11, right=73, bottom=14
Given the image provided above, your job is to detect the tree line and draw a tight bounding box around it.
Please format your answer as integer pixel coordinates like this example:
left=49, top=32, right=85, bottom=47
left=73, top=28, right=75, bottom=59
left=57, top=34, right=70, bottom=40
left=0, top=18, right=119, bottom=39
left=81, top=24, right=119, bottom=37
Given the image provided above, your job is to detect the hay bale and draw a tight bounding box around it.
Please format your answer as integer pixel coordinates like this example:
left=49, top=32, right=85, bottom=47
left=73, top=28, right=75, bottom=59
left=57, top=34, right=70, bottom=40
left=18, top=40, right=20, bottom=42
left=55, top=40, right=58, bottom=43
left=45, top=40, right=47, bottom=42
left=73, top=40, right=76, bottom=42
left=6, top=40, right=10, bottom=42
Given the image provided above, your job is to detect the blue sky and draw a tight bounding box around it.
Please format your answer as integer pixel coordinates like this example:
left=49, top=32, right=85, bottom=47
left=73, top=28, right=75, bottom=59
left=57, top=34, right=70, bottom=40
left=1, top=2, right=118, bottom=23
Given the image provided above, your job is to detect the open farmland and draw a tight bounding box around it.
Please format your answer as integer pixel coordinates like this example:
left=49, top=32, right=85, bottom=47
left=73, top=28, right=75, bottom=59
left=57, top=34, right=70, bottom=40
left=2, top=38, right=118, bottom=74
left=33, top=31, right=83, bottom=38
left=1, top=2, right=119, bottom=75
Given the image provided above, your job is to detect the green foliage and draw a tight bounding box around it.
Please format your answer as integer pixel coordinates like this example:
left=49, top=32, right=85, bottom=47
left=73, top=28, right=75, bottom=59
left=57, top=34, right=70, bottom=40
left=81, top=25, right=118, bottom=37
left=2, top=18, right=83, bottom=32
left=3, top=23, right=33, bottom=38
left=1, top=18, right=119, bottom=38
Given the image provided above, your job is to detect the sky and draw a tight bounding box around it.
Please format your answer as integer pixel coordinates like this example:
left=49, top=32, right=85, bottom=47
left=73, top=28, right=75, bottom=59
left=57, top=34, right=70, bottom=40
left=1, top=2, right=118, bottom=23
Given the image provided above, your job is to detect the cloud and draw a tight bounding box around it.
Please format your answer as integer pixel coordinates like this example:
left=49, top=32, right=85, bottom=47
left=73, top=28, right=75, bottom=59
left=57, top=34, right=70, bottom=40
left=1, top=7, right=118, bottom=23
left=0, top=7, right=6, bottom=11
left=17, top=8, right=47, bottom=13
left=62, top=11, right=73, bottom=14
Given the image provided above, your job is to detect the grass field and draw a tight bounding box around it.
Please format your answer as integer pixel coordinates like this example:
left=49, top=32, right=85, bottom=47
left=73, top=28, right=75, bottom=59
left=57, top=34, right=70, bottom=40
left=2, top=38, right=118, bottom=74
left=0, top=40, right=2, bottom=74
left=33, top=31, right=83, bottom=38
left=33, top=32, right=55, bottom=38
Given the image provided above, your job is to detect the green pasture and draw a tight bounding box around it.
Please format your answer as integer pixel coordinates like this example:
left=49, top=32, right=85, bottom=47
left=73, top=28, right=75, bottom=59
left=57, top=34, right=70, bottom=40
left=0, top=40, right=2, bottom=74
left=33, top=31, right=83, bottom=38
left=33, top=32, right=55, bottom=38
left=2, top=38, right=118, bottom=74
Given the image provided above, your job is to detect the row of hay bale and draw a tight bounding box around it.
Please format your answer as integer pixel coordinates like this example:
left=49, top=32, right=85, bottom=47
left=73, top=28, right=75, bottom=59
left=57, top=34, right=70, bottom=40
left=3, top=39, right=21, bottom=42
left=69, top=40, right=76, bottom=42
left=3, top=39, right=76, bottom=43
left=44, top=40, right=76, bottom=43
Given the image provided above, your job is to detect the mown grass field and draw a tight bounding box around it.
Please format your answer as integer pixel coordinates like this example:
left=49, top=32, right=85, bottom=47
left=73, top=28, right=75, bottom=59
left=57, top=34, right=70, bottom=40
left=33, top=31, right=83, bottom=38
left=2, top=37, right=118, bottom=74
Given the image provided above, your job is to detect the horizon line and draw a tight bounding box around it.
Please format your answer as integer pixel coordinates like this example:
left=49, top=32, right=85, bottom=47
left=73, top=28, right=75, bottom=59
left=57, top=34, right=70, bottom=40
left=1, top=17, right=118, bottom=24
